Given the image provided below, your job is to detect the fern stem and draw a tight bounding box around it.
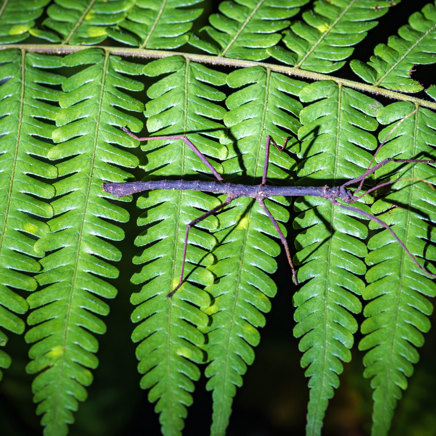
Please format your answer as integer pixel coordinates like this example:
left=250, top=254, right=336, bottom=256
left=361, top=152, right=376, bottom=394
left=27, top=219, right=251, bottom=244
left=2, top=44, right=436, bottom=110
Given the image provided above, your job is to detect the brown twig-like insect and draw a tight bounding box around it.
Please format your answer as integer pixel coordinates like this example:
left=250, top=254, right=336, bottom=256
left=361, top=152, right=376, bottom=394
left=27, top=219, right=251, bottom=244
left=103, top=120, right=436, bottom=297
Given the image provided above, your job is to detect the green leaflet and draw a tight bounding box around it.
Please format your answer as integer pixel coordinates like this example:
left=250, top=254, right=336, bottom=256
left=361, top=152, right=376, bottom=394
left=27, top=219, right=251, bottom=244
left=0, top=0, right=50, bottom=44
left=25, top=49, right=143, bottom=436
left=24, top=0, right=203, bottom=48
left=129, top=56, right=227, bottom=436
left=190, top=0, right=308, bottom=61
left=278, top=0, right=392, bottom=73
left=113, top=0, right=204, bottom=48
left=360, top=102, right=436, bottom=436
left=293, top=81, right=382, bottom=436
left=351, top=2, right=436, bottom=92
left=34, top=0, right=135, bottom=44
left=427, top=85, right=436, bottom=101
left=204, top=66, right=304, bottom=436
left=0, top=49, right=57, bottom=380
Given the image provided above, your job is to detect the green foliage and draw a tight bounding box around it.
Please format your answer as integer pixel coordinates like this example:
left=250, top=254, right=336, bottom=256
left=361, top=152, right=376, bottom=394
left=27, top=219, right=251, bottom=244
left=112, top=0, right=204, bottom=48
left=293, top=81, right=383, bottom=435
left=0, top=0, right=50, bottom=44
left=351, top=2, right=436, bottom=92
left=360, top=102, right=436, bottom=436
left=33, top=0, right=134, bottom=44
left=190, top=0, right=309, bottom=60
left=276, top=0, right=392, bottom=72
left=24, top=49, right=143, bottom=436
left=0, top=49, right=56, bottom=380
left=32, top=0, right=204, bottom=47
left=204, top=67, right=303, bottom=435
left=0, top=2, right=435, bottom=436
left=129, top=56, right=227, bottom=436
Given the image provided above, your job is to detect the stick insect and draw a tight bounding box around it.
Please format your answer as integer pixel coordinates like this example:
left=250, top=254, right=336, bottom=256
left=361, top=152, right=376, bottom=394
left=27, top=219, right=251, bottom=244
left=103, top=117, right=436, bottom=297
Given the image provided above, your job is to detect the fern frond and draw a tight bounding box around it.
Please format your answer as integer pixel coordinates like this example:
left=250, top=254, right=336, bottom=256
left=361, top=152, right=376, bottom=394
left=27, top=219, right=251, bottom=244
left=190, top=0, right=308, bottom=61
left=0, top=49, right=57, bottom=379
left=0, top=0, right=50, bottom=44
left=129, top=56, right=227, bottom=436
left=204, top=66, right=303, bottom=436
left=33, top=0, right=134, bottom=44
left=293, top=81, right=382, bottom=436
left=110, top=0, right=203, bottom=48
left=276, top=0, right=391, bottom=73
left=351, top=2, right=436, bottom=92
left=427, top=85, right=436, bottom=101
left=360, top=102, right=436, bottom=436
left=24, top=49, right=143, bottom=436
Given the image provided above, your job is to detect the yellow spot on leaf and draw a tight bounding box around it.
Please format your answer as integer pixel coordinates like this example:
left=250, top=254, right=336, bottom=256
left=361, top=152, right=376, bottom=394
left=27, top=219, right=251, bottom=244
left=47, top=345, right=64, bottom=361
left=317, top=24, right=330, bottom=33
left=176, top=347, right=192, bottom=359
left=171, top=277, right=180, bottom=290
left=23, top=223, right=37, bottom=234
left=202, top=253, right=214, bottom=268
left=9, top=23, right=31, bottom=35
left=87, top=26, right=106, bottom=37
left=236, top=215, right=249, bottom=230
left=243, top=323, right=256, bottom=335
left=203, top=303, right=218, bottom=316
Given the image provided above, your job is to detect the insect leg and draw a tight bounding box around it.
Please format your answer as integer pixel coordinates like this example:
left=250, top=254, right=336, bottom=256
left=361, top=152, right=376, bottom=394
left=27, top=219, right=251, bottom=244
left=121, top=127, right=224, bottom=182
left=261, top=136, right=292, bottom=185
left=330, top=199, right=436, bottom=280
left=167, top=196, right=235, bottom=298
left=257, top=198, right=298, bottom=285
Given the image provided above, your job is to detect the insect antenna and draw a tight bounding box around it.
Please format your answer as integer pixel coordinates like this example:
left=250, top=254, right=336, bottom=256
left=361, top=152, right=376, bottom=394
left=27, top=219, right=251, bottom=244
left=344, top=109, right=418, bottom=195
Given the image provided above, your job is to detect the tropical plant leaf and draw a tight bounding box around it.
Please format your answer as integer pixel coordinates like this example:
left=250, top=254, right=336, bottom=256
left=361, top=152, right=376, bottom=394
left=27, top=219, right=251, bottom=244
left=0, top=2, right=435, bottom=435
left=110, top=0, right=204, bottom=48
left=351, top=1, right=436, bottom=92
left=190, top=0, right=308, bottom=60
left=129, top=56, right=227, bottom=436
left=0, top=49, right=57, bottom=380
left=0, top=0, right=50, bottom=44
left=203, top=66, right=303, bottom=436
left=293, top=80, right=382, bottom=436
left=360, top=102, right=436, bottom=436
left=33, top=0, right=134, bottom=44
left=426, top=84, right=436, bottom=101
left=274, top=0, right=392, bottom=73
left=24, top=48, right=143, bottom=436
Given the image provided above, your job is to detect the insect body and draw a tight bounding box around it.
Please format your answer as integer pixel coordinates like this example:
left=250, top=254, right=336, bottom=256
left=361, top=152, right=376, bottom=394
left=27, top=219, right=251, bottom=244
left=103, top=126, right=436, bottom=297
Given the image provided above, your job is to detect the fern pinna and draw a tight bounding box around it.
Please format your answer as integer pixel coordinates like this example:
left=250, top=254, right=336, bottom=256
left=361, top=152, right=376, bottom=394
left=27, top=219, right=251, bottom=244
left=24, top=49, right=143, bottom=435
left=190, top=0, right=308, bottom=60
left=0, top=49, right=56, bottom=380
left=129, top=56, right=227, bottom=435
left=0, top=1, right=435, bottom=436
left=276, top=0, right=393, bottom=72
left=293, top=80, right=381, bottom=435
left=361, top=103, right=436, bottom=436
left=203, top=66, right=303, bottom=435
